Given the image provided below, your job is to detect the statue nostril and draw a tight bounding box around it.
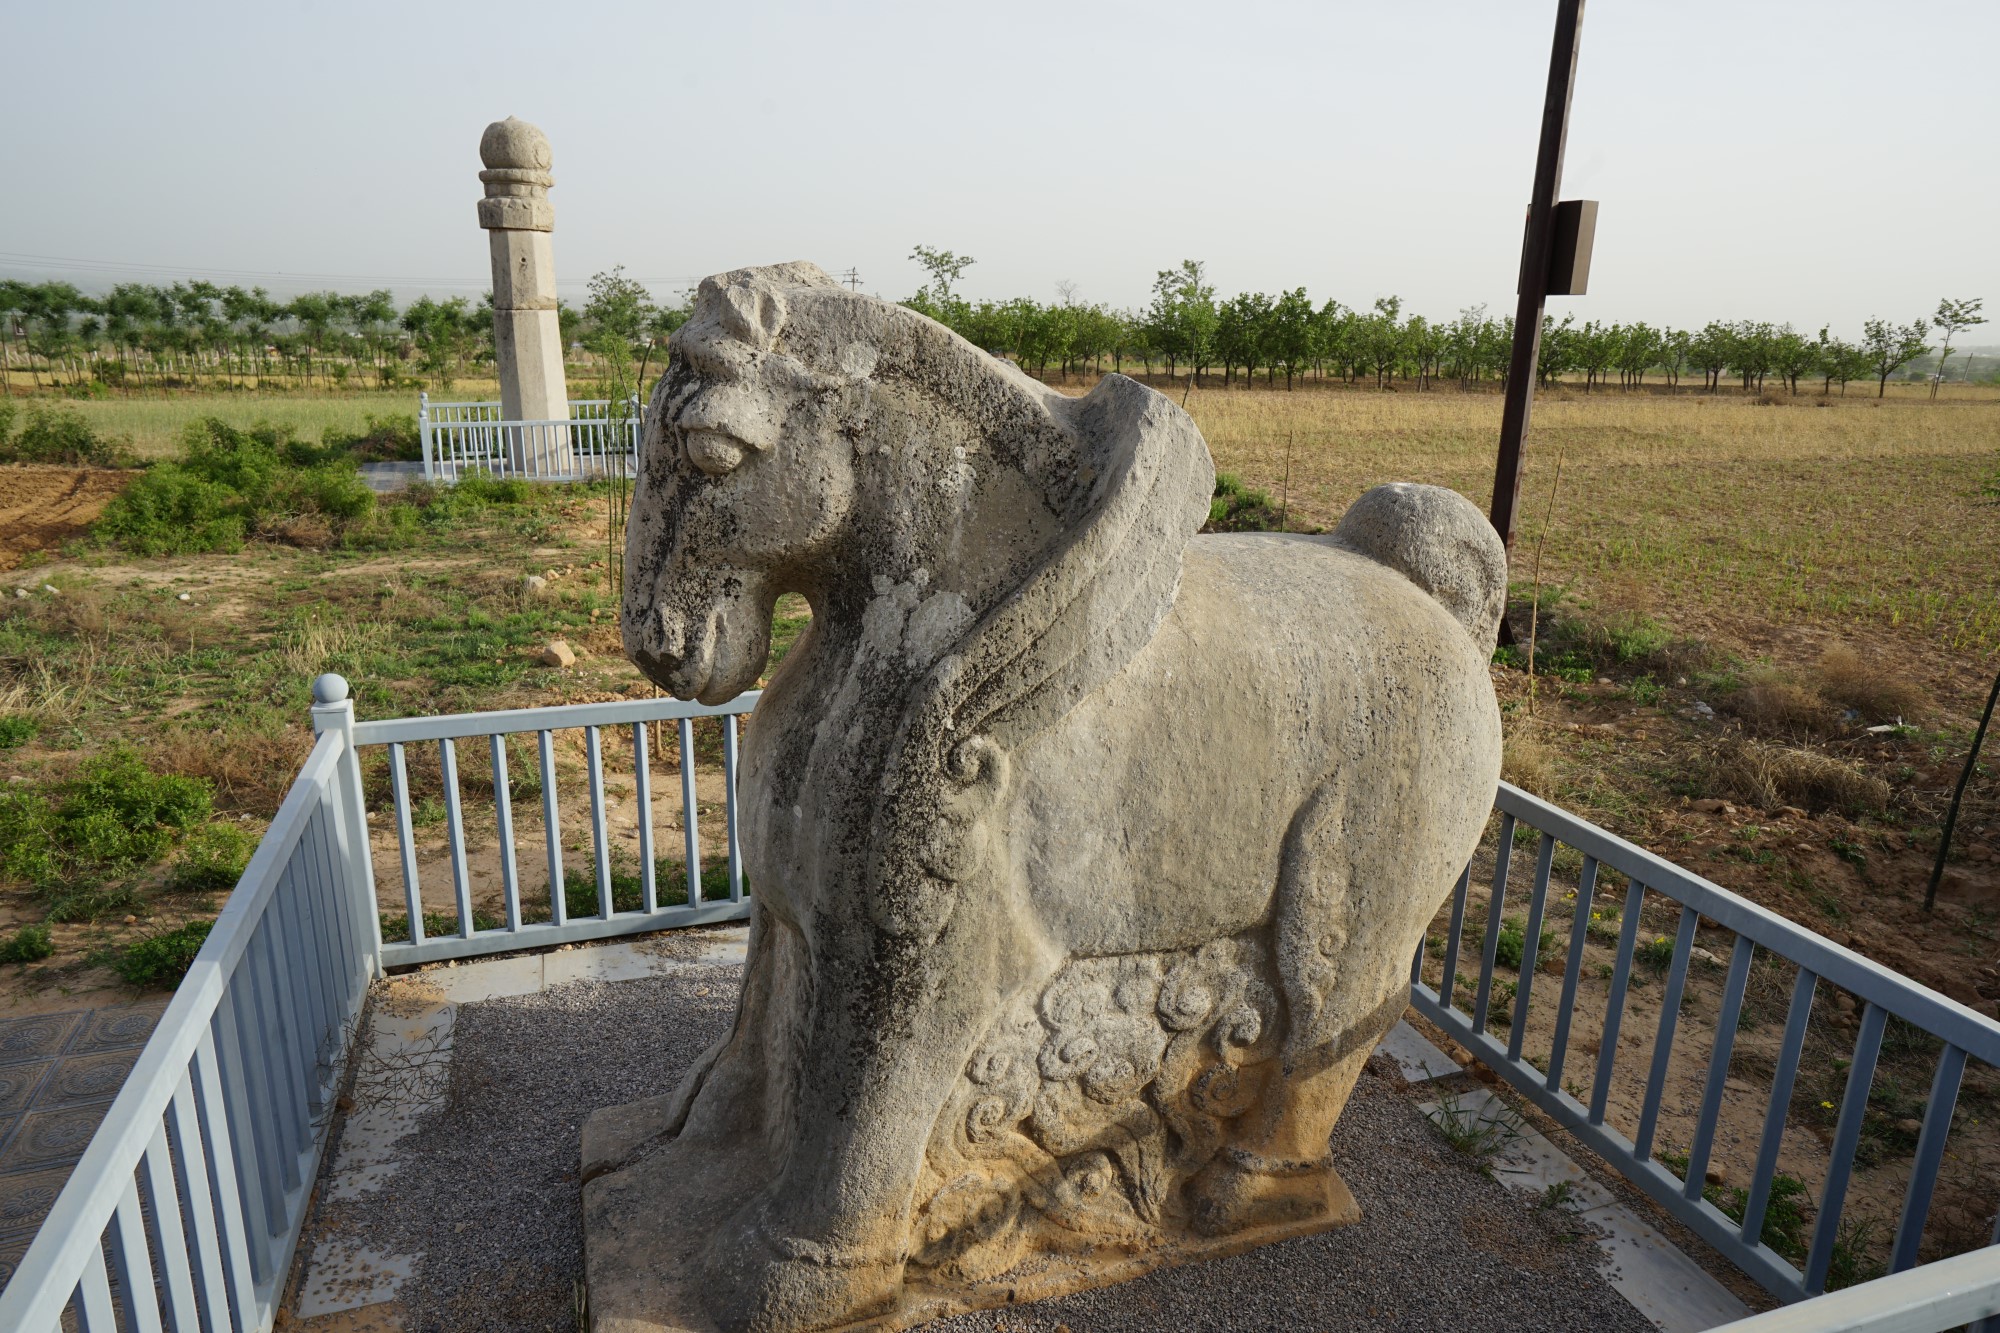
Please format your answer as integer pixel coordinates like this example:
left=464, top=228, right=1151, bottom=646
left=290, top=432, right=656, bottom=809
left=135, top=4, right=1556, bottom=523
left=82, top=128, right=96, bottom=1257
left=684, top=430, right=746, bottom=477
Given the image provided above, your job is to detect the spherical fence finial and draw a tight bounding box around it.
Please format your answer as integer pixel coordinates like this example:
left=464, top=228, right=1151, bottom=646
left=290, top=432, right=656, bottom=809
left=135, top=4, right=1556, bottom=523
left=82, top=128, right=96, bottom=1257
left=312, top=673, right=351, bottom=705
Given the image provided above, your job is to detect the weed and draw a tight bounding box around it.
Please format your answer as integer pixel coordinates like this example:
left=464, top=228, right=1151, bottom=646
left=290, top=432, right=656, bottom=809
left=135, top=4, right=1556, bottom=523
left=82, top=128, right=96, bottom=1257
left=0, top=752, right=211, bottom=904
left=1635, top=934, right=1678, bottom=969
left=1830, top=838, right=1868, bottom=868
left=1538, top=1179, right=1579, bottom=1213
left=1624, top=674, right=1666, bottom=706
left=1425, top=1091, right=1524, bottom=1167
left=542, top=852, right=737, bottom=921
left=0, top=716, right=33, bottom=749
left=112, top=920, right=214, bottom=989
left=377, top=909, right=506, bottom=943
left=1205, top=472, right=1282, bottom=532
left=1815, top=644, right=1925, bottom=724
left=1495, top=915, right=1557, bottom=971
left=169, top=822, right=254, bottom=894
left=0, top=923, right=53, bottom=964
left=1825, top=1217, right=1887, bottom=1291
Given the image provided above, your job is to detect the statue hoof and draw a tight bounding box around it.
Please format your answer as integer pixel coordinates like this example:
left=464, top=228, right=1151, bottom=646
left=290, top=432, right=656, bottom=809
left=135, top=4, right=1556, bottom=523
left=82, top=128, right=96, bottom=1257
left=702, top=1221, right=902, bottom=1333
left=1187, top=1149, right=1359, bottom=1237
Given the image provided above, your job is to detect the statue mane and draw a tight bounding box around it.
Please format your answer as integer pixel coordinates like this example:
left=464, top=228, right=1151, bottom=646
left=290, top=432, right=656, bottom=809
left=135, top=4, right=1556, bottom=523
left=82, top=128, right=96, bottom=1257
left=670, top=266, right=1216, bottom=940
left=863, top=374, right=1213, bottom=938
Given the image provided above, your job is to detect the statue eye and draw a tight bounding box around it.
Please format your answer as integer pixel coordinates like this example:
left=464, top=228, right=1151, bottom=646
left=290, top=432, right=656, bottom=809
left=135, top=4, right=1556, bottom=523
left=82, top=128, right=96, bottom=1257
left=684, top=429, right=747, bottom=477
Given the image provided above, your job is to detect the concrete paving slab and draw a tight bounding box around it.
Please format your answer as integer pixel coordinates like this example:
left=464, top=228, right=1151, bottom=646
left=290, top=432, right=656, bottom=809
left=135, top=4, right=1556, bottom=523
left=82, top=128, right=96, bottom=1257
left=1378, top=1018, right=1462, bottom=1082
left=427, top=954, right=543, bottom=1004
left=296, top=1237, right=421, bottom=1316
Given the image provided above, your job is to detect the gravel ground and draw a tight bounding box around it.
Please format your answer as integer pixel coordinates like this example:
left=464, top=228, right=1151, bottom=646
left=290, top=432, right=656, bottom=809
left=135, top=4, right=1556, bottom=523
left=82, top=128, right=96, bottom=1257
left=317, top=962, right=1650, bottom=1333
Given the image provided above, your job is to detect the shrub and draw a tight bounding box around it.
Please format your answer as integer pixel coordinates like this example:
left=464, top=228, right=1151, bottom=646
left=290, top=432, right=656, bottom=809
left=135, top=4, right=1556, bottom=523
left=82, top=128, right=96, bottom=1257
left=326, top=414, right=421, bottom=463
left=94, top=418, right=377, bottom=556
left=1205, top=473, right=1281, bottom=532
left=0, top=923, right=53, bottom=964
left=0, top=406, right=124, bottom=466
left=0, top=753, right=212, bottom=906
left=0, top=715, right=33, bottom=749
left=94, top=464, right=245, bottom=554
left=169, top=822, right=254, bottom=893
left=114, top=920, right=213, bottom=989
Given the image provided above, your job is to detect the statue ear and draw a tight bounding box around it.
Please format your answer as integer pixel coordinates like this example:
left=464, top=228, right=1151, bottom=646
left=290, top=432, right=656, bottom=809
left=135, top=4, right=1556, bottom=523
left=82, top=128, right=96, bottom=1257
left=717, top=284, right=787, bottom=351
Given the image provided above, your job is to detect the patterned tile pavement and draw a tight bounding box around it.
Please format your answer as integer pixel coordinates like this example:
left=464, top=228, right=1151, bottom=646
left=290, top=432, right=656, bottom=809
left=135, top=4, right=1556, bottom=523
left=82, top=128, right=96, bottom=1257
left=0, top=1005, right=166, bottom=1289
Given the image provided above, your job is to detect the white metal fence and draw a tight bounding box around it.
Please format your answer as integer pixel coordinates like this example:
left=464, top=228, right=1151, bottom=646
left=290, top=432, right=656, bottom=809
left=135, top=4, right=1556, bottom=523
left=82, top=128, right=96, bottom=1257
left=352, top=691, right=756, bottom=967
left=1, top=684, right=1995, bottom=1332
left=0, top=682, right=377, bottom=1333
left=1412, top=781, right=2000, bottom=1328
left=417, top=394, right=641, bottom=482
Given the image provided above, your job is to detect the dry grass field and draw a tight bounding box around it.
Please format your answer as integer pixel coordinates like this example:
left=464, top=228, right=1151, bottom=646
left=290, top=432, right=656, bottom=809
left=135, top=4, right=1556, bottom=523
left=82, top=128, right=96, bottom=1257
left=1, top=377, right=1997, bottom=1277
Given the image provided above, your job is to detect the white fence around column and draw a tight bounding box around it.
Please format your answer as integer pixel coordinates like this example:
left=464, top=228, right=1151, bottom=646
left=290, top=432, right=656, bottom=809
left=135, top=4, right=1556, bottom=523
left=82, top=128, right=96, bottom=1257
left=0, top=682, right=378, bottom=1333
left=417, top=394, right=641, bottom=482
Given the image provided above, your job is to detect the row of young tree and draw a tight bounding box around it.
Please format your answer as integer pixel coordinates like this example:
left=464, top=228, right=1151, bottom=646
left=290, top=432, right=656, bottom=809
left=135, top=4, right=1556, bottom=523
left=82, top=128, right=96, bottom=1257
left=0, top=273, right=692, bottom=395
left=1, top=261, right=1986, bottom=400
left=905, top=249, right=1989, bottom=398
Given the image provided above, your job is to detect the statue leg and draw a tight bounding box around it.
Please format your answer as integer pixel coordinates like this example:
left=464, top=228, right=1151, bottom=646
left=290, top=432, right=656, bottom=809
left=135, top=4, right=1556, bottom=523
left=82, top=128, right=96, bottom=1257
left=703, top=885, right=1038, bottom=1332
left=1188, top=782, right=1419, bottom=1236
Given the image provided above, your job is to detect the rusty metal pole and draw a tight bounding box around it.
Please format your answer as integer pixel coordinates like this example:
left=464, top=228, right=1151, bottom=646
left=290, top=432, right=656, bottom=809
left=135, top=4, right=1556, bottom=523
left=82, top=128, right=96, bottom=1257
left=1491, top=0, right=1587, bottom=642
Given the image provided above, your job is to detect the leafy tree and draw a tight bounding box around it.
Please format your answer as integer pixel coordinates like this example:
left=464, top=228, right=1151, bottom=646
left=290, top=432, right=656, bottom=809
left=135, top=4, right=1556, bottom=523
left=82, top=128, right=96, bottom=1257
left=1930, top=296, right=1987, bottom=397
left=1860, top=317, right=1931, bottom=397
left=1214, top=291, right=1269, bottom=387
left=1268, top=288, right=1317, bottom=389
left=1689, top=322, right=1733, bottom=392
left=910, top=245, right=975, bottom=313
left=1144, top=261, right=1217, bottom=386
left=401, top=295, right=471, bottom=390
left=1768, top=325, right=1820, bottom=395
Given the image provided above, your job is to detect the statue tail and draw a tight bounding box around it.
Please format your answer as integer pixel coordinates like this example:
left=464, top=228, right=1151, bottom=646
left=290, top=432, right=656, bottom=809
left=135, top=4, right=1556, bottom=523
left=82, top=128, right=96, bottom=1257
left=1332, top=483, right=1509, bottom=652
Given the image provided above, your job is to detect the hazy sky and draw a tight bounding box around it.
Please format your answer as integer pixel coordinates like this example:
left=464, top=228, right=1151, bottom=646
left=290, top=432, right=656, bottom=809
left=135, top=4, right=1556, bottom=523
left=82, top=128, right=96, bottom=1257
left=6, top=1, right=1996, bottom=333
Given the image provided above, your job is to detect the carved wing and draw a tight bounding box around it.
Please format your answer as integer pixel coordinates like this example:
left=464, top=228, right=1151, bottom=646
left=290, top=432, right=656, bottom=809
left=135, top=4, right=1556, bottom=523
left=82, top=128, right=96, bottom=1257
left=866, top=375, right=1215, bottom=937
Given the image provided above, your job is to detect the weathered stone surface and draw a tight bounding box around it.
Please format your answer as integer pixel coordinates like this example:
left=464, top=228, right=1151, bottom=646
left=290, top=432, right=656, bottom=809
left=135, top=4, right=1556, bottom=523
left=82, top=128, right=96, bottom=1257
left=477, top=116, right=569, bottom=468
left=598, top=263, right=1505, bottom=1332
left=539, top=639, right=575, bottom=669
left=581, top=1093, right=679, bottom=1184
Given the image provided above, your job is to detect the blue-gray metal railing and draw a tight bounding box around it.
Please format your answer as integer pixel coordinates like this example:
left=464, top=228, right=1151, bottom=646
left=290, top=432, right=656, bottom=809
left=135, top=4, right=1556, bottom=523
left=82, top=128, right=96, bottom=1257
left=0, top=680, right=377, bottom=1333
left=417, top=393, right=641, bottom=482
left=1413, top=781, right=2000, bottom=1327
left=350, top=689, right=757, bottom=966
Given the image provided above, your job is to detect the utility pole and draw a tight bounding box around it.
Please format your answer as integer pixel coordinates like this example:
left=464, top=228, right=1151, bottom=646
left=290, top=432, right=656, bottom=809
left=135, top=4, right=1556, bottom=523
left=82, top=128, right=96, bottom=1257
left=1490, top=0, right=1596, bottom=644
left=841, top=268, right=863, bottom=292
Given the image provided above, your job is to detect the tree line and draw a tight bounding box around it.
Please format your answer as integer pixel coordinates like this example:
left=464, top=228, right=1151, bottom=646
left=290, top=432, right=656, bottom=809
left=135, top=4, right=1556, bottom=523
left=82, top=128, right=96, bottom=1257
left=0, top=273, right=692, bottom=396
left=1, top=260, right=1985, bottom=401
left=906, top=249, right=1989, bottom=399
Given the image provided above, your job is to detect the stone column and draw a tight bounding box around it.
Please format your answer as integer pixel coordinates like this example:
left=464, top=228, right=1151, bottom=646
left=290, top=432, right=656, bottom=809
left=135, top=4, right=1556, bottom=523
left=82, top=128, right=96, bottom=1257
left=478, top=116, right=570, bottom=473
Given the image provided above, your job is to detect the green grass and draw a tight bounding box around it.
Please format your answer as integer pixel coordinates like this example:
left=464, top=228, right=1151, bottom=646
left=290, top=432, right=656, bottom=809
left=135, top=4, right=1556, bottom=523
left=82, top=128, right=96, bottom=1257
left=54, top=391, right=417, bottom=460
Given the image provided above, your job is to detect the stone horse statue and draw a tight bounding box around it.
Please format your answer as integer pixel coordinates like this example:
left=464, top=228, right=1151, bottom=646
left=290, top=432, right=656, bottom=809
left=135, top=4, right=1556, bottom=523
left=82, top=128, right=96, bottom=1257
left=591, top=262, right=1506, bottom=1332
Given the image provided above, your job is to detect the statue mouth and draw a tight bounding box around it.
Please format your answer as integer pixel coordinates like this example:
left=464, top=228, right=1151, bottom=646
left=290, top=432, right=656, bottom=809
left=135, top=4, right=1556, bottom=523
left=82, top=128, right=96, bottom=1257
left=624, top=579, right=772, bottom=706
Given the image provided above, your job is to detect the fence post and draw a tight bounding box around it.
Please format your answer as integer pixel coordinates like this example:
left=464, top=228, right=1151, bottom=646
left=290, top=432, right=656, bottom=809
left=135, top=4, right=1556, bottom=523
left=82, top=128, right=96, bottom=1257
left=310, top=674, right=384, bottom=980
left=418, top=391, right=434, bottom=481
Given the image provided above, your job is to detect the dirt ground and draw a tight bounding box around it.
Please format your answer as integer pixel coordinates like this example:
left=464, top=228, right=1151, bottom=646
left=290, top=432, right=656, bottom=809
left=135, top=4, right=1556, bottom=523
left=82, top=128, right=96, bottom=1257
left=0, top=465, right=134, bottom=570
